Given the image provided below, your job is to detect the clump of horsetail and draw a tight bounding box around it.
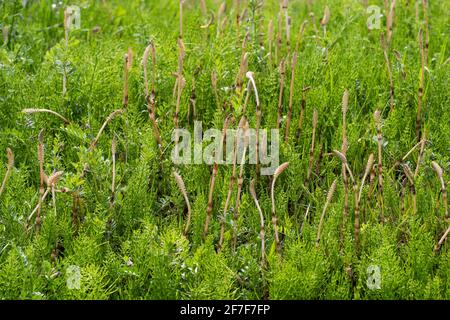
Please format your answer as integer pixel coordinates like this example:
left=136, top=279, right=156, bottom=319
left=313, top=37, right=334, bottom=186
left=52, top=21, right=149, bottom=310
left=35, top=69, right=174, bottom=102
left=204, top=116, right=232, bottom=239
left=109, top=136, right=117, bottom=209
left=249, top=179, right=266, bottom=268
left=276, top=58, right=286, bottom=129
left=380, top=33, right=394, bottom=111
left=416, top=28, right=425, bottom=143
left=90, top=109, right=125, bottom=149
left=22, top=108, right=70, bottom=125
left=142, top=43, right=163, bottom=152
left=374, top=110, right=385, bottom=222
left=306, top=109, right=318, bottom=182
left=0, top=148, right=14, bottom=198
left=271, top=162, right=289, bottom=257
left=173, top=171, right=192, bottom=237
left=296, top=86, right=311, bottom=142
left=218, top=116, right=246, bottom=250
left=232, top=118, right=250, bottom=251
left=431, top=161, right=448, bottom=224
left=316, top=178, right=337, bottom=247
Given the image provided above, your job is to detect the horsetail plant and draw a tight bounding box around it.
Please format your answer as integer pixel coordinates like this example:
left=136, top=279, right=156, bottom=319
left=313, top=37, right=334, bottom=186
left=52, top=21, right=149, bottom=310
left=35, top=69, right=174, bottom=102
left=249, top=179, right=266, bottom=269
left=316, top=178, right=337, bottom=247
left=173, top=171, right=192, bottom=237
left=284, top=51, right=298, bottom=143
left=0, top=148, right=14, bottom=199
left=271, top=162, right=289, bottom=257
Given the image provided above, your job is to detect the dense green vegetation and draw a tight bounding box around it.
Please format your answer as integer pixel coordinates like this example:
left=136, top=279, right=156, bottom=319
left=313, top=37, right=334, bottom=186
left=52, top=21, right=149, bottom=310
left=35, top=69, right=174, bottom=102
left=0, top=0, right=449, bottom=300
